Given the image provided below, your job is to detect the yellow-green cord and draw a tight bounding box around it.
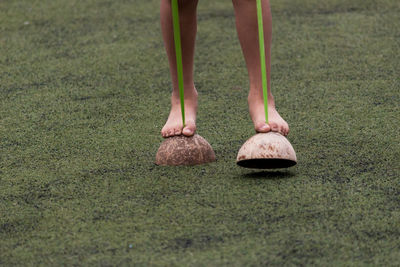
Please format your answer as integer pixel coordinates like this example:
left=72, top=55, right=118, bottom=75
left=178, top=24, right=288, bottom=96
left=171, top=0, right=185, bottom=127
left=256, top=0, right=269, bottom=123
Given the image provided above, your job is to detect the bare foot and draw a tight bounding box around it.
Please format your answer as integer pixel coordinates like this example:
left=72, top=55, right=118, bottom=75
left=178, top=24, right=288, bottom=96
left=248, top=93, right=289, bottom=136
left=161, top=89, right=197, bottom=138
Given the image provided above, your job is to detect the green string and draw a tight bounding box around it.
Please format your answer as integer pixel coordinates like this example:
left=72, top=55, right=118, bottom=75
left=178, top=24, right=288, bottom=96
left=171, top=0, right=185, bottom=127
left=256, top=0, right=269, bottom=124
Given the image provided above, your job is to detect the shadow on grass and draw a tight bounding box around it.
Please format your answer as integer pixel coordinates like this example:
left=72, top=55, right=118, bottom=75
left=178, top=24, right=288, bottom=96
left=241, top=171, right=295, bottom=180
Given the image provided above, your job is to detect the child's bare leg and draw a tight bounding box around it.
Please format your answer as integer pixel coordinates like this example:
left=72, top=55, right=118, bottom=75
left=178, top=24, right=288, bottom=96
left=232, top=0, right=289, bottom=136
left=160, top=0, right=198, bottom=137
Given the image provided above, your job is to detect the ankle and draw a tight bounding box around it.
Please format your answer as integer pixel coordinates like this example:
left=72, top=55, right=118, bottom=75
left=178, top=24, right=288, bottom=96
left=171, top=86, right=198, bottom=104
left=247, top=91, right=273, bottom=100
left=248, top=92, right=275, bottom=108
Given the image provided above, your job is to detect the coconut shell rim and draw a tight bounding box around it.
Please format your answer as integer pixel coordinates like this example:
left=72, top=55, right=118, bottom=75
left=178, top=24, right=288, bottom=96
left=236, top=158, right=297, bottom=169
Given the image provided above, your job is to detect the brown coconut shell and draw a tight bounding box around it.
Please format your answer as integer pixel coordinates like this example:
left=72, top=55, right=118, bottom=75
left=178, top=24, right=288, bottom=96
left=236, top=132, right=297, bottom=169
left=155, top=134, right=216, bottom=166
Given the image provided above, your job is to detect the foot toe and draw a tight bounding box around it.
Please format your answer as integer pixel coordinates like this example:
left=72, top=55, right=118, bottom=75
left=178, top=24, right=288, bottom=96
left=162, top=129, right=169, bottom=138
left=174, top=128, right=182, bottom=136
left=269, top=122, right=279, bottom=132
left=255, top=122, right=270, bottom=133
left=182, top=128, right=194, bottom=136
left=182, top=122, right=196, bottom=136
left=283, top=123, right=290, bottom=136
left=280, top=128, right=286, bottom=136
left=283, top=126, right=289, bottom=136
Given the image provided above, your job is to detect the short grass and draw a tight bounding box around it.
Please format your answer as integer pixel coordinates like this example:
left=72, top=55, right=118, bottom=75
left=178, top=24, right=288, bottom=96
left=1, top=0, right=399, bottom=265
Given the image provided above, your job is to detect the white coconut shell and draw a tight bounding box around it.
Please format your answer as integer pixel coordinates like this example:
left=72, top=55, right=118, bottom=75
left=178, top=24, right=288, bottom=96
left=236, top=132, right=297, bottom=169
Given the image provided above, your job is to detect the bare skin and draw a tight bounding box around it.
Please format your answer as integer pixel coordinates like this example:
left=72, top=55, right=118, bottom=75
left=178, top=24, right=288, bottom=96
left=233, top=0, right=289, bottom=136
left=160, top=0, right=198, bottom=137
left=161, top=89, right=198, bottom=137
left=160, top=0, right=289, bottom=137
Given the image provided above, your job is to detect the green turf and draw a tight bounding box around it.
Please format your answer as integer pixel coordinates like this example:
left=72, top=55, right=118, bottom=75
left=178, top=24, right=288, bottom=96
left=1, top=0, right=399, bottom=265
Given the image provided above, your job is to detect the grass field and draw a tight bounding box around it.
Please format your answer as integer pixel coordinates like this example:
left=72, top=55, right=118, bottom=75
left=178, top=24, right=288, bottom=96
left=1, top=0, right=399, bottom=265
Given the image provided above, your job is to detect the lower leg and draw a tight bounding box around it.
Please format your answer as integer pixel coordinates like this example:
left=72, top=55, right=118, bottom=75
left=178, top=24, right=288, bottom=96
left=160, top=0, right=199, bottom=137
left=232, top=0, right=289, bottom=135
